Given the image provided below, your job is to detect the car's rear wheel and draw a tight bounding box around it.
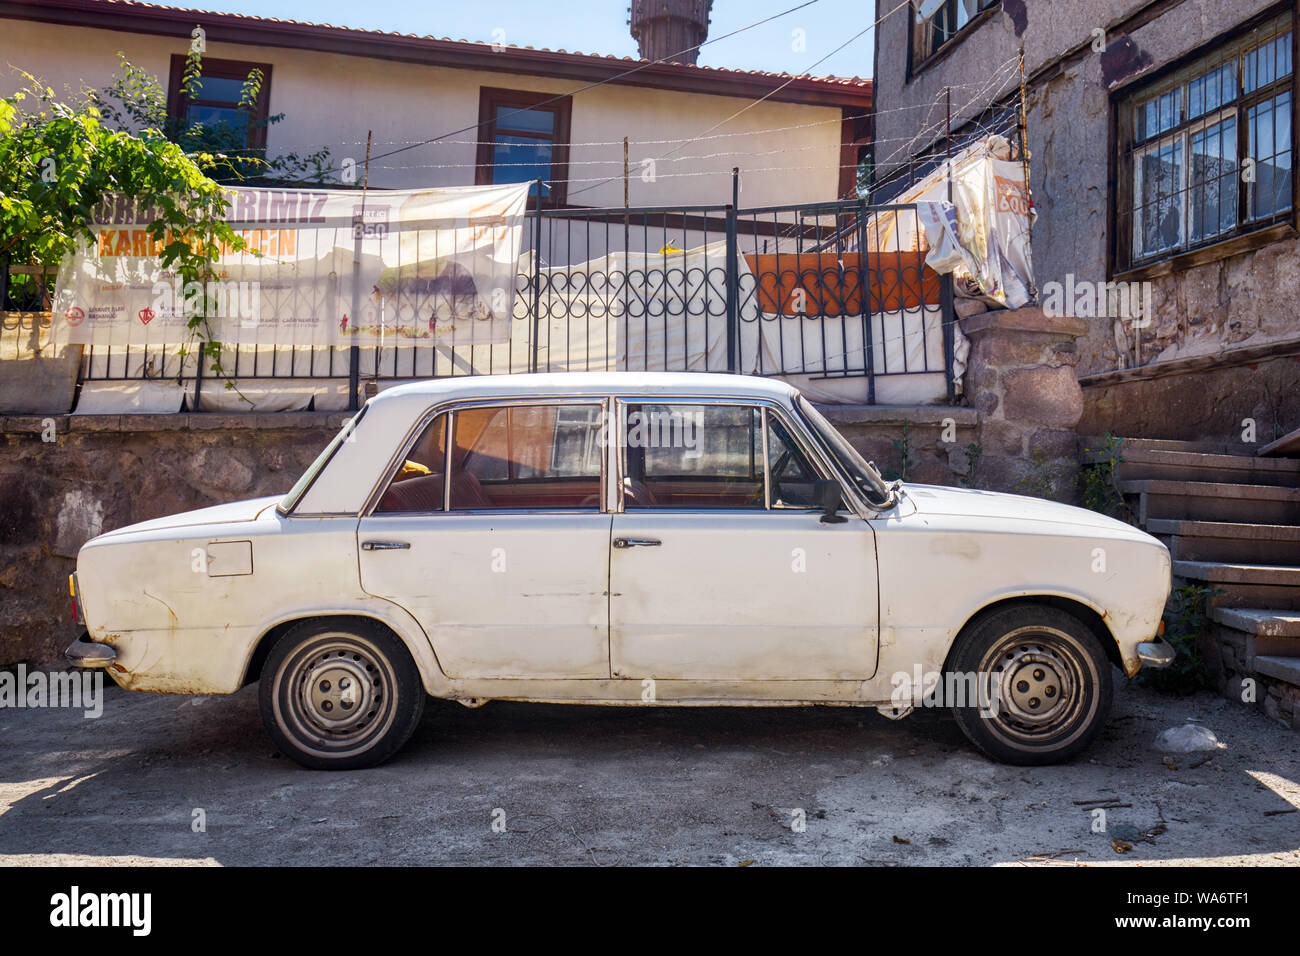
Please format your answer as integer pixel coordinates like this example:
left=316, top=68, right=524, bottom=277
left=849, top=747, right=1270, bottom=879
left=259, top=619, right=425, bottom=770
left=947, top=605, right=1112, bottom=766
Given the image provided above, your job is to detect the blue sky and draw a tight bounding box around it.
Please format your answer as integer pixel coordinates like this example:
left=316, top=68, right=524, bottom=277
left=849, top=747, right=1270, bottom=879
left=185, top=0, right=877, bottom=78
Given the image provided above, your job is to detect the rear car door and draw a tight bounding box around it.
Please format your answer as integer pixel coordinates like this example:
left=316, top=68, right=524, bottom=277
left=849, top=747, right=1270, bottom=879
left=358, top=399, right=611, bottom=679
left=608, top=399, right=879, bottom=682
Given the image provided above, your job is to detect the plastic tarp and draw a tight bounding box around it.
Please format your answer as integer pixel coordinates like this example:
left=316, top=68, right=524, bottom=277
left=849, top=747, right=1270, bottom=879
left=50, top=182, right=529, bottom=351
left=869, top=135, right=1036, bottom=309
left=74, top=381, right=191, bottom=414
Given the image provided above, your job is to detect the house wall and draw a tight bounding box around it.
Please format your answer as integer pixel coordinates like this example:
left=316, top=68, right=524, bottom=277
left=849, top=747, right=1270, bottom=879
left=872, top=0, right=1297, bottom=386
left=0, top=19, right=845, bottom=210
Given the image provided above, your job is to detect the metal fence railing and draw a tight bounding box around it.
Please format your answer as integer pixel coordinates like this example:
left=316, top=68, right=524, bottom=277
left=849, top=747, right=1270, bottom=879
left=6, top=193, right=954, bottom=410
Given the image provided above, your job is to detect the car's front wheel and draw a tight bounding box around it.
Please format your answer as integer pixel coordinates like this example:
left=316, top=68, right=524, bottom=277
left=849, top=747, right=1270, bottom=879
left=947, top=605, right=1113, bottom=766
left=259, top=619, right=425, bottom=770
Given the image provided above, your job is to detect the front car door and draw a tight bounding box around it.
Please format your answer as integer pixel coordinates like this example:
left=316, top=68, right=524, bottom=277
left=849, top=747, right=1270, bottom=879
left=358, top=398, right=611, bottom=679
left=608, top=398, right=879, bottom=682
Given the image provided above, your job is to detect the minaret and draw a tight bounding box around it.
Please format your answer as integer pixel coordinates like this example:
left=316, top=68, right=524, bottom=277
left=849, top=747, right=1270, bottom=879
left=629, top=0, right=713, bottom=65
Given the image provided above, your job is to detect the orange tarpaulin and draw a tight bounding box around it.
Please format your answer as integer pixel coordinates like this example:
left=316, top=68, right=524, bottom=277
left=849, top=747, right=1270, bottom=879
left=743, top=252, right=941, bottom=317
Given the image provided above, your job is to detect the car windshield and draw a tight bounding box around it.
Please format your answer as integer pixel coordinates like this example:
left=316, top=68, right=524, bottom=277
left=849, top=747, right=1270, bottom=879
left=796, top=396, right=895, bottom=506
left=278, top=410, right=367, bottom=513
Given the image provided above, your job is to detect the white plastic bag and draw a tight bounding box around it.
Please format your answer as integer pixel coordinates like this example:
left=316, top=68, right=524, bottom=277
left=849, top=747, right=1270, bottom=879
left=1153, top=724, right=1224, bottom=753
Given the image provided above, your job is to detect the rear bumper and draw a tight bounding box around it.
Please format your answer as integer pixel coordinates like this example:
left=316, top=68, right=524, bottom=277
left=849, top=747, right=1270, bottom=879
left=1136, top=636, right=1176, bottom=669
left=65, top=632, right=117, bottom=669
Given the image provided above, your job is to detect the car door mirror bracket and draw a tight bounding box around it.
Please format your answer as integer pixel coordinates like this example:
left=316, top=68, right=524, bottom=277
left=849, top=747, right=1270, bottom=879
left=815, top=479, right=848, bottom=524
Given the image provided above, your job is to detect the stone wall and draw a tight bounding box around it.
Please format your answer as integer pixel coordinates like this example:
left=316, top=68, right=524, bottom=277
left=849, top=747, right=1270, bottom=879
left=959, top=303, right=1089, bottom=500
left=0, top=413, right=345, bottom=666
left=818, top=404, right=979, bottom=486
left=1080, top=351, right=1300, bottom=444
left=1207, top=627, right=1300, bottom=731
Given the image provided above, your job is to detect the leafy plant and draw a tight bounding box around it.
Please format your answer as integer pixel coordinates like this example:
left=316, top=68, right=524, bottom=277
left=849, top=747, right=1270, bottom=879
left=1, top=46, right=334, bottom=390
left=1079, top=432, right=1131, bottom=520
left=1014, top=445, right=1071, bottom=501
left=1136, top=583, right=1222, bottom=695
left=94, top=51, right=333, bottom=186
left=0, top=72, right=247, bottom=384
left=959, top=441, right=983, bottom=489
left=884, top=420, right=915, bottom=482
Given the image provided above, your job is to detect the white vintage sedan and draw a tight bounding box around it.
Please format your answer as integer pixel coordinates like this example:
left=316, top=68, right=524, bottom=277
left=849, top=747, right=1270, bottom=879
left=67, top=373, right=1173, bottom=769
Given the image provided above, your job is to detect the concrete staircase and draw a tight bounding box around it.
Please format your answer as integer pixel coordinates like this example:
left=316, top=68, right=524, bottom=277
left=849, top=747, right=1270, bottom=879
left=1083, top=437, right=1300, bottom=727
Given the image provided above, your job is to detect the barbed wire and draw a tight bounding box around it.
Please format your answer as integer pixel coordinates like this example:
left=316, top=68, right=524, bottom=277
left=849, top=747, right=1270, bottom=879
left=873, top=52, right=1024, bottom=174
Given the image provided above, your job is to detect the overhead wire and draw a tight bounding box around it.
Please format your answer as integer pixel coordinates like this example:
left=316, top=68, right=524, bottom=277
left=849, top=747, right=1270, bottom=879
left=272, top=0, right=834, bottom=185
left=566, top=0, right=916, bottom=200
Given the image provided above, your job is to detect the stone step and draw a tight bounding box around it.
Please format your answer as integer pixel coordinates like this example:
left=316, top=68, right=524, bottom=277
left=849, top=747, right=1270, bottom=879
left=1259, top=426, right=1300, bottom=459
left=1148, top=519, right=1300, bottom=564
left=1120, top=479, right=1300, bottom=525
left=1211, top=607, right=1300, bottom=663
left=1105, top=448, right=1300, bottom=487
left=1253, top=656, right=1300, bottom=687
left=1211, top=606, right=1300, bottom=637
left=1082, top=436, right=1254, bottom=456
left=1174, top=560, right=1300, bottom=610
left=1081, top=439, right=1300, bottom=486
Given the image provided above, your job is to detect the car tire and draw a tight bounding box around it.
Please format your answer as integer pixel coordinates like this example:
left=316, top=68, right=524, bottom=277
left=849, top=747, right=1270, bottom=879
left=947, top=605, right=1113, bottom=766
left=259, top=618, right=425, bottom=771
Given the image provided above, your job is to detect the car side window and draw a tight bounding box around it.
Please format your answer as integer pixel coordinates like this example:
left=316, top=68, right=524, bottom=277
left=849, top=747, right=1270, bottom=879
left=375, top=413, right=450, bottom=513
left=621, top=403, right=819, bottom=510
left=449, top=403, right=603, bottom=510
left=765, top=415, right=822, bottom=508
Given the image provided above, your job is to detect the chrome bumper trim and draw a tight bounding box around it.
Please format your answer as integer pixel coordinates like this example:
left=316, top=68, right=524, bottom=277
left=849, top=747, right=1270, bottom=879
left=1137, top=637, right=1176, bottom=669
left=65, top=633, right=116, bottom=669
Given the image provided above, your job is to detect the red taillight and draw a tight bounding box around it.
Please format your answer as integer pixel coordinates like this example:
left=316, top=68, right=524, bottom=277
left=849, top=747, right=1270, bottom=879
left=68, top=574, right=81, bottom=624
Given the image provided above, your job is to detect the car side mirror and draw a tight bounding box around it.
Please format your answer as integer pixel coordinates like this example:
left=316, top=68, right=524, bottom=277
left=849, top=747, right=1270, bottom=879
left=815, top=479, right=848, bottom=524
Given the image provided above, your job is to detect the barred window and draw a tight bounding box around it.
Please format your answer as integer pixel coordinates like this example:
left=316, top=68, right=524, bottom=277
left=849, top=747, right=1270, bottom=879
left=1117, top=10, right=1293, bottom=269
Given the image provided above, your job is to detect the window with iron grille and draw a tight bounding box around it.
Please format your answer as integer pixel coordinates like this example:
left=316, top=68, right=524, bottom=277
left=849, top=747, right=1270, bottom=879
left=910, top=0, right=999, bottom=70
left=475, top=88, right=572, bottom=206
left=1115, top=9, right=1294, bottom=270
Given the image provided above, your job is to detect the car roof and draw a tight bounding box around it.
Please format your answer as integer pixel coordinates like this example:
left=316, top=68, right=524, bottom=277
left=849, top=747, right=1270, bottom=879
left=293, top=373, right=802, bottom=514
left=370, top=372, right=801, bottom=405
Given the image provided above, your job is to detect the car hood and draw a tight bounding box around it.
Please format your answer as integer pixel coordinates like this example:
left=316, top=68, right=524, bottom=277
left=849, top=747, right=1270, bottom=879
left=93, top=496, right=283, bottom=540
left=901, top=483, right=1150, bottom=537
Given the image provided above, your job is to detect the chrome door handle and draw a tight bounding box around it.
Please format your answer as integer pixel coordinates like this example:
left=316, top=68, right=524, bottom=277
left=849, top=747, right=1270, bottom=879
left=613, top=537, right=661, bottom=548
left=361, top=540, right=410, bottom=551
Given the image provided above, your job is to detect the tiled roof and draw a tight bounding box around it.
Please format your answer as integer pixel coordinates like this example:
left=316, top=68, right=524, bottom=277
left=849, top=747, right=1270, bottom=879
left=13, top=0, right=872, bottom=105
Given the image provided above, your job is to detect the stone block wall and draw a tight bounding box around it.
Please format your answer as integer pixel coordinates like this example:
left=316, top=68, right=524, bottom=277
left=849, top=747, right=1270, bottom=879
left=1080, top=351, right=1300, bottom=445
left=1207, top=627, right=1300, bottom=732
left=959, top=304, right=1090, bottom=502
left=817, top=405, right=979, bottom=487
left=0, top=414, right=346, bottom=666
